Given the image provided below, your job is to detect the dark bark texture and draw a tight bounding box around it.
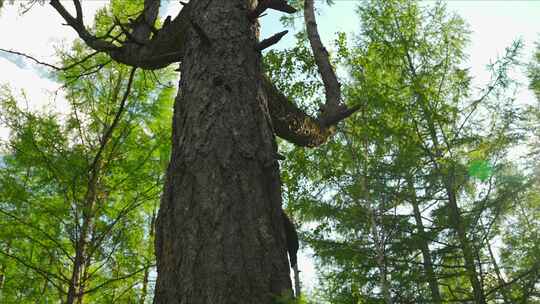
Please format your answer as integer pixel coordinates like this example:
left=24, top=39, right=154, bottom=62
left=46, top=0, right=358, bottom=302
left=153, top=1, right=292, bottom=303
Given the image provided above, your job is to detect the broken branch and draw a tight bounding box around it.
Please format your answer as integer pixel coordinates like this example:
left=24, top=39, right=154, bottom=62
left=255, top=30, right=288, bottom=52
left=249, top=0, right=297, bottom=20
left=262, top=76, right=334, bottom=147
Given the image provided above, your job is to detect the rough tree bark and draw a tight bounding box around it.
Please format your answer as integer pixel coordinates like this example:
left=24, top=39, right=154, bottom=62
left=46, top=1, right=359, bottom=303
left=153, top=2, right=295, bottom=301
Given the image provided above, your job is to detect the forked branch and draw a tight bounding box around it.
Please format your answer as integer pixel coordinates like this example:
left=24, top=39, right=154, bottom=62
left=49, top=0, right=189, bottom=69
left=50, top=0, right=118, bottom=52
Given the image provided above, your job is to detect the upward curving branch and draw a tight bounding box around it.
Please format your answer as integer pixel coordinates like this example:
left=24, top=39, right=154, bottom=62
left=303, top=0, right=359, bottom=126
left=264, top=0, right=360, bottom=147
left=49, top=0, right=189, bottom=70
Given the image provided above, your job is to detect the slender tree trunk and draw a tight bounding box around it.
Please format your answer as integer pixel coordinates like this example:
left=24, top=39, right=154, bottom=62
left=76, top=239, right=93, bottom=304
left=293, top=264, right=301, bottom=299
left=67, top=155, right=101, bottom=304
left=66, top=69, right=130, bottom=304
left=359, top=109, right=391, bottom=304
left=408, top=179, right=442, bottom=304
left=154, top=1, right=292, bottom=303
left=370, top=212, right=392, bottom=304
left=0, top=239, right=10, bottom=292
left=140, top=262, right=150, bottom=304
left=486, top=241, right=511, bottom=303
left=39, top=257, right=54, bottom=301
left=140, top=209, right=157, bottom=304
left=446, top=183, right=486, bottom=304
left=67, top=210, right=91, bottom=304
left=481, top=221, right=512, bottom=304
left=410, top=76, right=486, bottom=303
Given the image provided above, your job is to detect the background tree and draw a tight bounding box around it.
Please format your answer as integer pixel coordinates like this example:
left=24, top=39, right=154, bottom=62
left=1, top=0, right=539, bottom=303
left=272, top=1, right=534, bottom=303
left=0, top=7, right=175, bottom=300
left=493, top=40, right=540, bottom=303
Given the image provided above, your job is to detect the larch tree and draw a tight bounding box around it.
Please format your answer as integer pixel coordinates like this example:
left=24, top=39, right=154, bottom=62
left=0, top=36, right=174, bottom=302
left=272, top=1, right=528, bottom=303
left=16, top=0, right=359, bottom=303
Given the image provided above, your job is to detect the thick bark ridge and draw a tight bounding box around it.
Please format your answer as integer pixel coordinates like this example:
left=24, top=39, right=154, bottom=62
left=154, top=1, right=292, bottom=303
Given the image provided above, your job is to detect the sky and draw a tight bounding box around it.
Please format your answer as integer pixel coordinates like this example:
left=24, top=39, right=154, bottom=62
left=1, top=0, right=540, bottom=295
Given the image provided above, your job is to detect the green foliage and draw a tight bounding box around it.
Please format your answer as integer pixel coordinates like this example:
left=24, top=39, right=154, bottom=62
left=267, top=0, right=534, bottom=303
left=273, top=292, right=316, bottom=304
left=467, top=160, right=493, bottom=182
left=0, top=4, right=175, bottom=302
left=495, top=40, right=540, bottom=303
left=279, top=0, right=335, bottom=28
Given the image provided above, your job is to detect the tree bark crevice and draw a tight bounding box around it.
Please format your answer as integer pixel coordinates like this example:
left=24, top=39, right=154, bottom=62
left=153, top=2, right=292, bottom=303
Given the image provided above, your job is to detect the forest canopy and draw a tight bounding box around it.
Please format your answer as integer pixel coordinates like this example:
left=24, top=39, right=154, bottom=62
left=0, top=0, right=539, bottom=303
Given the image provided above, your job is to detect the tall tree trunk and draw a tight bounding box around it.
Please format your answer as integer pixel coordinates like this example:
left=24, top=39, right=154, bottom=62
left=359, top=109, right=391, bottom=304
left=66, top=68, right=133, bottom=304
left=408, top=179, right=442, bottom=304
left=409, top=69, right=486, bottom=303
left=140, top=209, right=157, bottom=304
left=446, top=183, right=486, bottom=304
left=480, top=219, right=512, bottom=304
left=154, top=1, right=292, bottom=303
left=67, top=162, right=101, bottom=304
left=293, top=264, right=301, bottom=299
left=0, top=239, right=10, bottom=292
left=76, top=228, right=94, bottom=304
left=486, top=239, right=511, bottom=304
left=370, top=211, right=392, bottom=304
left=67, top=204, right=92, bottom=304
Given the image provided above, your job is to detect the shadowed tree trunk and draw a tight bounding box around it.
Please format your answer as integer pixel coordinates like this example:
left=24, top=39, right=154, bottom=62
left=153, top=2, right=292, bottom=303
left=446, top=183, right=487, bottom=304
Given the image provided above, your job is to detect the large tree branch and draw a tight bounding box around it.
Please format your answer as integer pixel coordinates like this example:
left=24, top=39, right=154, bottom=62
left=130, top=0, right=160, bottom=44
left=262, top=1, right=361, bottom=147
left=49, top=0, right=189, bottom=69
left=263, top=77, right=334, bottom=147
left=303, top=0, right=359, bottom=126
left=50, top=0, right=117, bottom=52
